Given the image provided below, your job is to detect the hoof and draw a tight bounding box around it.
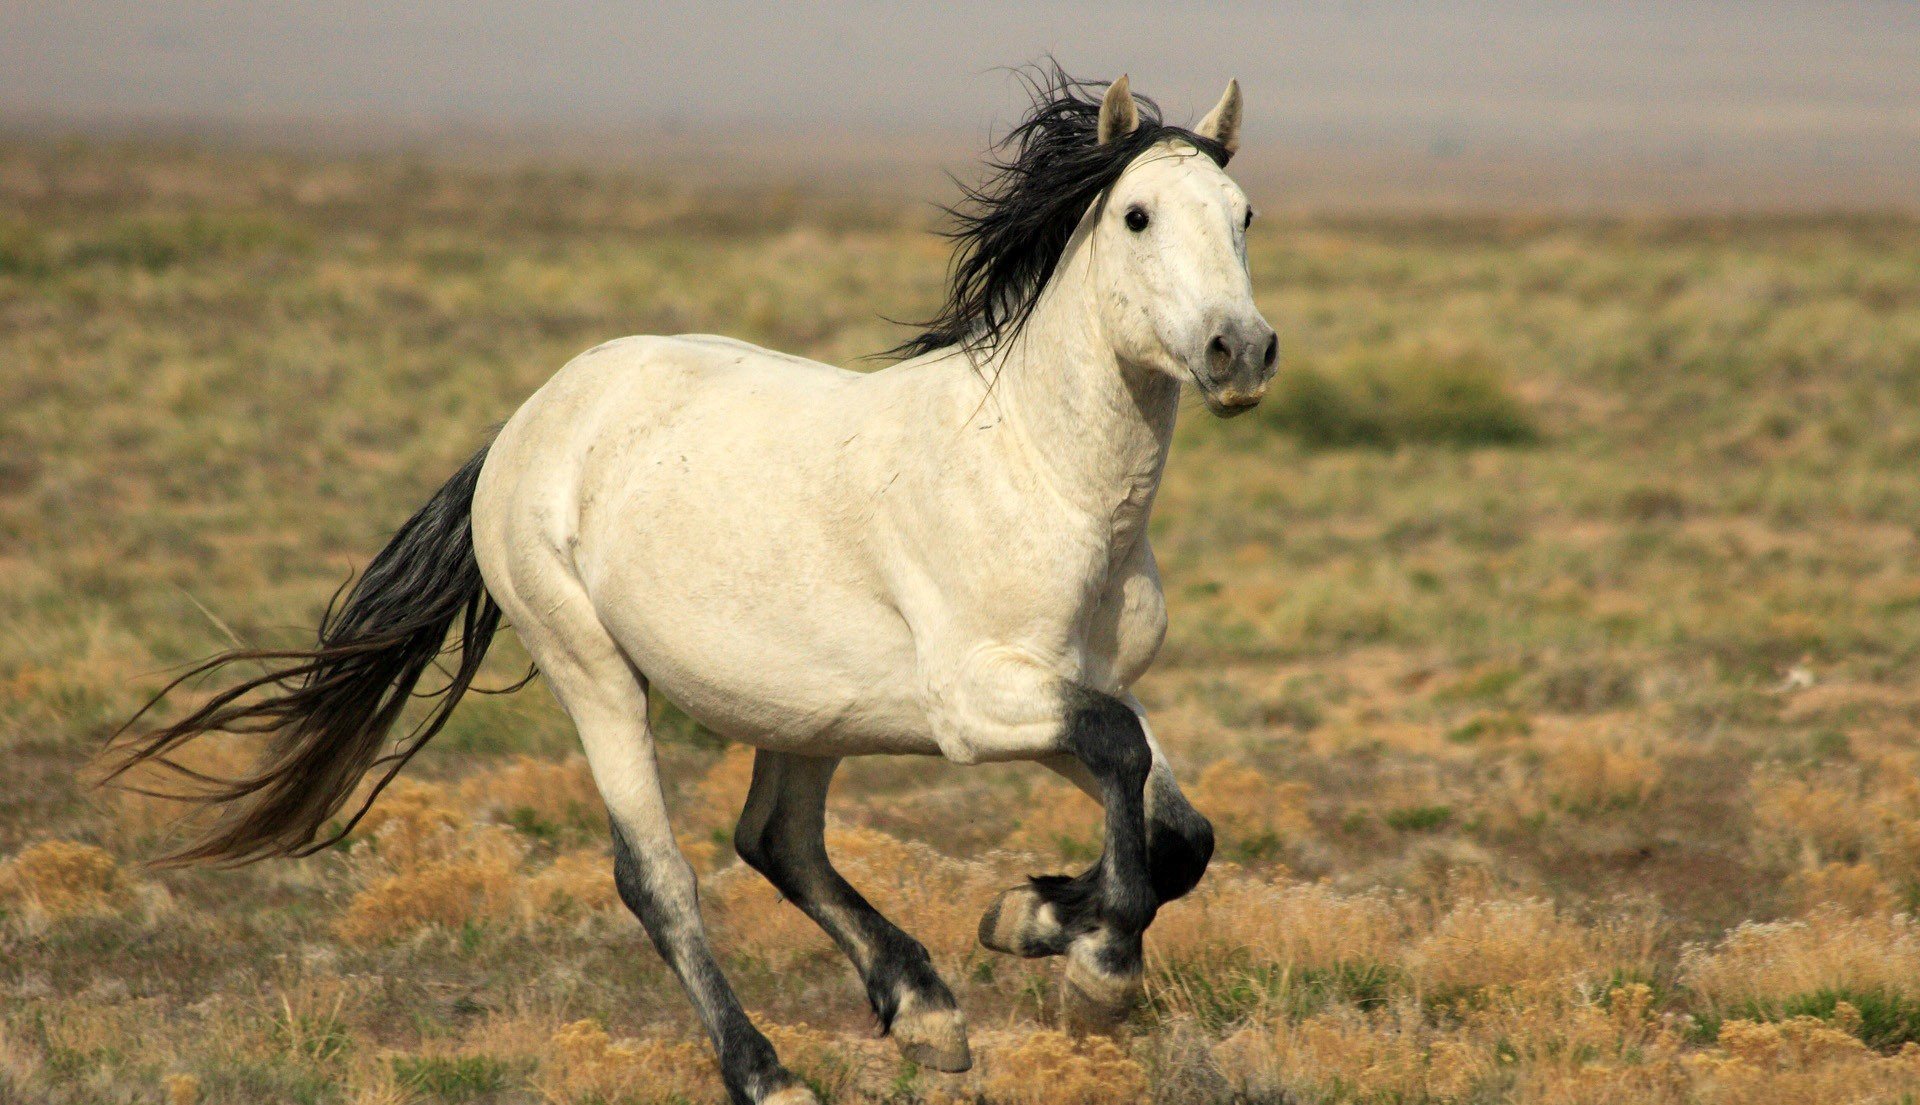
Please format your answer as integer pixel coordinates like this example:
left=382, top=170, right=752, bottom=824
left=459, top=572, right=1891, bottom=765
left=1062, top=946, right=1143, bottom=1035
left=760, top=1085, right=821, bottom=1105
left=979, top=884, right=1067, bottom=958
left=891, top=997, right=972, bottom=1073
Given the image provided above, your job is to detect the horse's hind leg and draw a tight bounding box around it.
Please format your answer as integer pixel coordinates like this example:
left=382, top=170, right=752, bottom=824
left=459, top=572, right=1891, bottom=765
left=734, top=751, right=971, bottom=1072
left=506, top=600, right=813, bottom=1105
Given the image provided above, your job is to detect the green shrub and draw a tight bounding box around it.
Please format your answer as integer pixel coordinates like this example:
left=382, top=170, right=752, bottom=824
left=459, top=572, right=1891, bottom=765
left=66, top=213, right=310, bottom=271
left=1384, top=804, right=1454, bottom=832
left=393, top=1054, right=515, bottom=1102
left=1261, top=346, right=1538, bottom=449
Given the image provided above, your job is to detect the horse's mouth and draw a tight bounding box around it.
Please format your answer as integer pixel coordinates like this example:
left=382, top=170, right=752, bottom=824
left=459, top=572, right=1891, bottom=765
left=1194, top=379, right=1266, bottom=418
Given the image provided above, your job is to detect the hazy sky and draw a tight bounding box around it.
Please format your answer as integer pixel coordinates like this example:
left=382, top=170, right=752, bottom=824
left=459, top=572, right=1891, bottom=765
left=3, top=2, right=1916, bottom=205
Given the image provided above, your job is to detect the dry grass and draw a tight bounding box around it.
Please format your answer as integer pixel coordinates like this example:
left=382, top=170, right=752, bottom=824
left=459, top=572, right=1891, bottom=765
left=975, top=1030, right=1147, bottom=1105
left=533, top=1019, right=722, bottom=1105
left=1680, top=910, right=1920, bottom=1006
left=6, top=138, right=1920, bottom=1101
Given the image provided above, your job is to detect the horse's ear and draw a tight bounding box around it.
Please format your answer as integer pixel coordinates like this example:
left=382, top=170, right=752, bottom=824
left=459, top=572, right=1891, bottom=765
left=1097, top=74, right=1141, bottom=145
left=1195, top=79, right=1243, bottom=159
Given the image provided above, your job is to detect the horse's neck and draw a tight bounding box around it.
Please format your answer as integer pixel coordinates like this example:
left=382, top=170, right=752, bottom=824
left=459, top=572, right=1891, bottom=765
left=982, top=263, right=1181, bottom=548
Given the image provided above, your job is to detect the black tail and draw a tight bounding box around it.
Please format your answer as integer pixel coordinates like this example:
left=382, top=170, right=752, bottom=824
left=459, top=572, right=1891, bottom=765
left=104, top=444, right=507, bottom=865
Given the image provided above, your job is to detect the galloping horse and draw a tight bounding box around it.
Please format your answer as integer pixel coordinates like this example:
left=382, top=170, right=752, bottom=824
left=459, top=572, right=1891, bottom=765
left=112, top=70, right=1276, bottom=1105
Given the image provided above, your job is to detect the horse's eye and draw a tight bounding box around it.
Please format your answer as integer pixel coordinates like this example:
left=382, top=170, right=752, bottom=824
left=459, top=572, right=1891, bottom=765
left=1242, top=209, right=1254, bottom=230
left=1124, top=207, right=1149, bottom=232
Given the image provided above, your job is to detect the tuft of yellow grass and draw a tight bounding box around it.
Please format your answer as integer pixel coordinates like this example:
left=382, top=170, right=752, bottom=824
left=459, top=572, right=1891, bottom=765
left=533, top=1019, right=721, bottom=1105
left=348, top=777, right=469, bottom=868
left=978, top=1029, right=1147, bottom=1105
left=760, top=1020, right=866, bottom=1103
left=522, top=846, right=618, bottom=916
left=824, top=823, right=1010, bottom=960
left=1212, top=982, right=1896, bottom=1105
left=1147, top=867, right=1407, bottom=973
left=1750, top=769, right=1871, bottom=865
left=1541, top=731, right=1664, bottom=811
left=1679, top=909, right=1920, bottom=1006
left=164, top=1072, right=200, bottom=1105
left=334, top=848, right=514, bottom=944
left=0, top=840, right=128, bottom=920
left=1786, top=861, right=1896, bottom=916
left=1684, top=1016, right=1920, bottom=1105
left=460, top=754, right=601, bottom=838
left=1188, top=759, right=1313, bottom=856
left=703, top=861, right=837, bottom=970
left=1215, top=1001, right=1490, bottom=1103
left=1405, top=897, right=1603, bottom=993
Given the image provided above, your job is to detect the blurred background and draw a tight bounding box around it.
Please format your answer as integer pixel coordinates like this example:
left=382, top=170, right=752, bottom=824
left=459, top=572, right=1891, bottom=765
left=5, top=0, right=1918, bottom=210
left=7, top=6, right=1920, bottom=1105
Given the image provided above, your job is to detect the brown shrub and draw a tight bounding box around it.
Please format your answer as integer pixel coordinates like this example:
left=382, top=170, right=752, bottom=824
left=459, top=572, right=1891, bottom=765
left=164, top=1072, right=201, bottom=1105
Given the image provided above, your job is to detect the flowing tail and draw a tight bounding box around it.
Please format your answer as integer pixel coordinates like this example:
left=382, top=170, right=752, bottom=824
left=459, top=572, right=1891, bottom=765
left=104, top=443, right=509, bottom=865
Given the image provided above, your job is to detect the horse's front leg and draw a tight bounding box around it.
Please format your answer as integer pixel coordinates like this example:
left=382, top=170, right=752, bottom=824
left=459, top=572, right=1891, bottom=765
left=930, top=660, right=1183, bottom=1028
left=1036, top=698, right=1216, bottom=906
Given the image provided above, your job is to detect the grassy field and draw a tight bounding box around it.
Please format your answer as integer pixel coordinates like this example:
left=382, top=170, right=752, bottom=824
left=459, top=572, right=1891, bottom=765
left=4, top=137, right=1920, bottom=1104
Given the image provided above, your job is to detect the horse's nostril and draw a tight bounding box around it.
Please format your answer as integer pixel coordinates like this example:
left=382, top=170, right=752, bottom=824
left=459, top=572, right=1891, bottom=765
left=1207, top=335, right=1232, bottom=373
left=1261, top=333, right=1278, bottom=369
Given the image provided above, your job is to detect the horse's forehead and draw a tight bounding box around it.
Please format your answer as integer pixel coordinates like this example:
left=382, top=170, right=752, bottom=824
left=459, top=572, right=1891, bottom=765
left=1118, top=143, right=1241, bottom=207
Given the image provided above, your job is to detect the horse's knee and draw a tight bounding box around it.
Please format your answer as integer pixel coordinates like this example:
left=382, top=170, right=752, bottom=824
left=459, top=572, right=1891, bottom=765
left=1147, top=776, right=1213, bottom=902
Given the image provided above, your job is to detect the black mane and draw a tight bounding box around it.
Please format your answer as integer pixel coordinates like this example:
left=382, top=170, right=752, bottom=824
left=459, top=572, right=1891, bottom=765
left=888, top=65, right=1231, bottom=362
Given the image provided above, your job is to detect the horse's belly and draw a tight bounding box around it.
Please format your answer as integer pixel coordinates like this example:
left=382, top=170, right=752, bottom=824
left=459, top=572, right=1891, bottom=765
left=592, top=573, right=938, bottom=757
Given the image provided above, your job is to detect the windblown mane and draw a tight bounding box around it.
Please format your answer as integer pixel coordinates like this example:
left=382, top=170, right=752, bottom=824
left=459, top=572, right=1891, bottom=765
left=888, top=65, right=1231, bottom=362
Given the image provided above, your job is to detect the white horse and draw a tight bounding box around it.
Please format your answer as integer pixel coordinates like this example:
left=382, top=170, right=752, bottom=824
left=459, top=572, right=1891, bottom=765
left=112, top=71, right=1275, bottom=1105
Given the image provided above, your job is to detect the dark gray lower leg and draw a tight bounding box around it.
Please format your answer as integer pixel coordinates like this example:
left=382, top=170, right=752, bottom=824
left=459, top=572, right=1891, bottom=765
left=1038, top=753, right=1215, bottom=905
left=979, top=689, right=1158, bottom=1024
left=609, top=821, right=806, bottom=1105
left=734, top=751, right=969, bottom=1071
